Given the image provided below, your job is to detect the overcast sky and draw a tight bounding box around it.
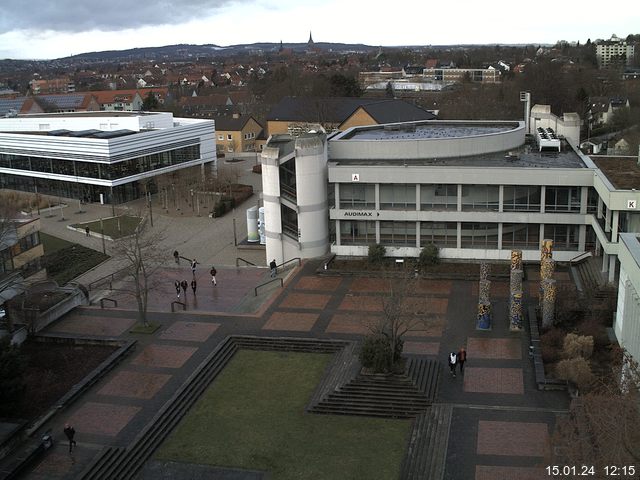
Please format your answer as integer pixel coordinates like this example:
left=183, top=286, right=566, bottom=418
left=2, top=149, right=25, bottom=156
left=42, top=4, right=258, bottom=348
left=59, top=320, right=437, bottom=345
left=1, top=0, right=639, bottom=60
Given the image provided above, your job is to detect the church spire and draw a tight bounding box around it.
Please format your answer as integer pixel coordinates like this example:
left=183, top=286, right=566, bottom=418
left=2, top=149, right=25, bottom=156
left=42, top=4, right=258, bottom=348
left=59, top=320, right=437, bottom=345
left=308, top=31, right=314, bottom=45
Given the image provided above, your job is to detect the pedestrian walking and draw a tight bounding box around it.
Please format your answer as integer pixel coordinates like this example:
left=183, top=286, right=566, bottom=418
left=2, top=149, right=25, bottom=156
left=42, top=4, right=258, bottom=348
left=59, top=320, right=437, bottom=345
left=174, top=280, right=181, bottom=299
left=85, top=226, right=90, bottom=237
left=191, top=258, right=197, bottom=275
left=191, top=279, right=197, bottom=295
left=448, top=352, right=458, bottom=378
left=210, top=266, right=217, bottom=285
left=269, top=259, right=277, bottom=278
left=63, top=423, right=77, bottom=453
left=458, top=346, right=467, bottom=374
left=181, top=280, right=188, bottom=296
left=173, top=250, right=179, bottom=264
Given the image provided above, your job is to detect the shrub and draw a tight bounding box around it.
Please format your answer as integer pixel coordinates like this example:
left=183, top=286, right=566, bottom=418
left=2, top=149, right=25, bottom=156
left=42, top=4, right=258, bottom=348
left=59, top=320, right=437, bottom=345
left=555, top=357, right=594, bottom=389
left=563, top=333, right=594, bottom=359
left=578, top=315, right=611, bottom=348
left=541, top=327, right=565, bottom=348
left=418, top=243, right=439, bottom=267
left=359, top=335, right=392, bottom=373
left=368, top=244, right=386, bottom=264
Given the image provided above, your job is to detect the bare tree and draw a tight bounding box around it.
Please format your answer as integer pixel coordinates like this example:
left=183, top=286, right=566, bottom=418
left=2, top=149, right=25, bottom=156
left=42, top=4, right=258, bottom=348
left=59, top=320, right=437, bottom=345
left=113, top=216, right=165, bottom=327
left=552, top=349, right=640, bottom=471
left=363, top=277, right=433, bottom=372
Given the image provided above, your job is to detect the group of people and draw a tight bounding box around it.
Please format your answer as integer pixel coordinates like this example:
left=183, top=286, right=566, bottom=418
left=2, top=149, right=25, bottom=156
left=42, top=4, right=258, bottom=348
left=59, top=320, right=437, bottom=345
left=448, top=346, right=467, bottom=378
left=173, top=252, right=218, bottom=300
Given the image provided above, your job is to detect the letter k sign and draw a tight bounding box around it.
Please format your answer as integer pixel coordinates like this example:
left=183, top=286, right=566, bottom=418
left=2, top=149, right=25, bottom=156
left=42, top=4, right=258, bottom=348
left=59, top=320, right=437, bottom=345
left=628, top=200, right=637, bottom=209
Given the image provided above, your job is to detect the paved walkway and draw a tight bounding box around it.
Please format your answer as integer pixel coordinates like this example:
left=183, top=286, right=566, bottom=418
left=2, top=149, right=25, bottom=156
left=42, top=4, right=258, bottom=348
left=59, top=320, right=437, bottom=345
left=19, top=260, right=572, bottom=480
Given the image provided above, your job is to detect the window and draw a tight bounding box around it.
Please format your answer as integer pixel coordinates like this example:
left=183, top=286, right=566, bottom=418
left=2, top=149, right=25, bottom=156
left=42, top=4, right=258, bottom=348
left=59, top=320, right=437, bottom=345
left=546, top=224, right=579, bottom=250
left=380, top=184, right=415, bottom=210
left=545, top=187, right=581, bottom=212
left=461, top=185, right=499, bottom=211
left=502, top=223, right=539, bottom=249
left=421, top=184, right=457, bottom=210
left=380, top=221, right=416, bottom=245
left=340, top=221, right=376, bottom=245
left=227, top=134, right=233, bottom=140
left=461, top=223, right=499, bottom=249
left=503, top=186, right=541, bottom=212
left=218, top=135, right=223, bottom=141
left=420, top=222, right=457, bottom=247
left=339, top=184, right=375, bottom=209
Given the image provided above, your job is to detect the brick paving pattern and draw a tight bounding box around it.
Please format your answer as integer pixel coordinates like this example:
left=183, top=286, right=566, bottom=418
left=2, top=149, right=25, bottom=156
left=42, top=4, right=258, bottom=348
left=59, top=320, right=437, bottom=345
left=476, top=420, right=549, bottom=457
left=467, top=338, right=522, bottom=359
left=66, top=402, right=141, bottom=437
left=349, top=278, right=391, bottom=293
left=278, top=292, right=331, bottom=310
left=463, top=367, right=525, bottom=394
left=262, top=311, right=319, bottom=332
left=98, top=371, right=172, bottom=399
left=405, top=318, right=446, bottom=337
left=159, top=321, right=220, bottom=342
left=325, top=313, right=371, bottom=335
left=411, top=279, right=452, bottom=295
left=294, top=276, right=342, bottom=291
left=131, top=344, right=197, bottom=369
left=338, top=295, right=384, bottom=312
left=403, top=341, right=440, bottom=355
left=475, top=465, right=546, bottom=480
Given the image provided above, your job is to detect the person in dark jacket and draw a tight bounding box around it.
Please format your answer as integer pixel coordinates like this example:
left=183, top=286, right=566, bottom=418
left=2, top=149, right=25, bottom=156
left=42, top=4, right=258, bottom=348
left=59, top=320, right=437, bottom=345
left=191, top=279, right=197, bottom=295
left=269, top=259, right=277, bottom=278
left=174, top=280, right=181, bottom=299
left=458, top=346, right=467, bottom=373
left=180, top=280, right=188, bottom=296
left=63, top=423, right=77, bottom=453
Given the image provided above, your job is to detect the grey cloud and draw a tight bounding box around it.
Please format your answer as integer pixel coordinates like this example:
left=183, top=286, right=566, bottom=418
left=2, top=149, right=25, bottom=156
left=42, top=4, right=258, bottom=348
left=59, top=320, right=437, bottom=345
left=0, top=0, right=240, bottom=34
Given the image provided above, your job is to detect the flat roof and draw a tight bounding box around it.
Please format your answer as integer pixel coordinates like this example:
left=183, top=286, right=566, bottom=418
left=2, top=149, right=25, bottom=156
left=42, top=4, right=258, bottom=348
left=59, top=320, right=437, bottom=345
left=330, top=142, right=587, bottom=169
left=338, top=121, right=520, bottom=141
left=15, top=111, right=158, bottom=118
left=591, top=156, right=640, bottom=190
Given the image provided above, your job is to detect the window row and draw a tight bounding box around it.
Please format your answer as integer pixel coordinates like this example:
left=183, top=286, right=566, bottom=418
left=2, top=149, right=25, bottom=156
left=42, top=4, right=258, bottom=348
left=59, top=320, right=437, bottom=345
left=0, top=145, right=200, bottom=181
left=339, top=221, right=581, bottom=250
left=336, top=184, right=590, bottom=213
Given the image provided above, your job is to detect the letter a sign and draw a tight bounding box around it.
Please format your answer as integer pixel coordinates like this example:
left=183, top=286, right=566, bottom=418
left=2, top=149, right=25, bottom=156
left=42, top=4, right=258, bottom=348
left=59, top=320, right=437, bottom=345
left=351, top=173, right=360, bottom=182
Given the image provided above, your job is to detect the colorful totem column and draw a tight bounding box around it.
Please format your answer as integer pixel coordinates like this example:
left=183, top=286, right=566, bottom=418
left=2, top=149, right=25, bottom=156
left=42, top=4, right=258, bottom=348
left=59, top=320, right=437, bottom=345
left=541, top=279, right=557, bottom=327
left=477, top=262, right=492, bottom=330
left=539, top=239, right=556, bottom=326
left=509, top=249, right=524, bottom=331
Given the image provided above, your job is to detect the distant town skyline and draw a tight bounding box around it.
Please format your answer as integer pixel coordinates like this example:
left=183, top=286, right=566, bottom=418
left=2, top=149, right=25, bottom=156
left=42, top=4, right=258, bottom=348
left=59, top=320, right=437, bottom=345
left=1, top=0, right=639, bottom=60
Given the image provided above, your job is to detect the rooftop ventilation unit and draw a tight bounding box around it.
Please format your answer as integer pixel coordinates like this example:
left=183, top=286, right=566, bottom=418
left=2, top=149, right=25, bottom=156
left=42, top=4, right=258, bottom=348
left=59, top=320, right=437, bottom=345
left=535, top=127, right=561, bottom=152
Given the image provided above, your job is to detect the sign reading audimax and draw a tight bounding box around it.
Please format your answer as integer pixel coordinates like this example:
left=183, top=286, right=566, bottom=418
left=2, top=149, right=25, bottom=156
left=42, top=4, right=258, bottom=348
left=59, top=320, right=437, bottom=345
left=342, top=211, right=380, bottom=217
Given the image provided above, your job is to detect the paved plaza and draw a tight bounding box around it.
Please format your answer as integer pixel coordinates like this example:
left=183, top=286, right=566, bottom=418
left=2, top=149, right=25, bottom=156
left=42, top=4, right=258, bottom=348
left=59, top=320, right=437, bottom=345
left=18, top=257, right=571, bottom=480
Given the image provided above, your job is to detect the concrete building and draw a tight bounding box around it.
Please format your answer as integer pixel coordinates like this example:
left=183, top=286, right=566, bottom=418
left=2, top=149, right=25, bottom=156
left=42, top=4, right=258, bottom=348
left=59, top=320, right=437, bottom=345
left=596, top=35, right=635, bottom=68
left=0, top=111, right=215, bottom=204
left=213, top=114, right=263, bottom=153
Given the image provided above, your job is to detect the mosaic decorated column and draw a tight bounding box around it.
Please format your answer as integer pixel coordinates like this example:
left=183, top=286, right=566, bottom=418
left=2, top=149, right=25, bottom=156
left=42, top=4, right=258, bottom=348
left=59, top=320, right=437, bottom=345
left=479, top=279, right=491, bottom=305
left=541, top=279, right=557, bottom=327
left=476, top=302, right=492, bottom=330
left=480, top=262, right=491, bottom=281
left=541, top=257, right=555, bottom=282
left=509, top=290, right=523, bottom=331
left=510, top=269, right=523, bottom=295
left=540, top=238, right=553, bottom=261
left=510, top=249, right=523, bottom=271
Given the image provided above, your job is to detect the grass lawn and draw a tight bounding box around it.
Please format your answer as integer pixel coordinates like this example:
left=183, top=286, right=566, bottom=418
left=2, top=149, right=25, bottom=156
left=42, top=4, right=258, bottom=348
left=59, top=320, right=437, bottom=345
left=156, top=350, right=411, bottom=480
left=40, top=233, right=109, bottom=285
left=73, top=215, right=141, bottom=239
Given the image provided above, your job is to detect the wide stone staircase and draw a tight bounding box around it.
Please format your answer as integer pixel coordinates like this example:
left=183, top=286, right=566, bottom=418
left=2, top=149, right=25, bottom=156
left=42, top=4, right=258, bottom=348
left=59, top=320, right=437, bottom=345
left=572, top=256, right=617, bottom=301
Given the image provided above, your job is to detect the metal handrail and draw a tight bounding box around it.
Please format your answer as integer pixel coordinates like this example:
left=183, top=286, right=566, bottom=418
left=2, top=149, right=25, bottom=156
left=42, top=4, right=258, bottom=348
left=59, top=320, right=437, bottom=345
left=99, top=298, right=118, bottom=308
left=254, top=277, right=283, bottom=296
left=171, top=301, right=186, bottom=312
left=88, top=267, right=129, bottom=291
left=569, top=251, right=593, bottom=265
left=236, top=257, right=257, bottom=267
left=278, top=257, right=301, bottom=270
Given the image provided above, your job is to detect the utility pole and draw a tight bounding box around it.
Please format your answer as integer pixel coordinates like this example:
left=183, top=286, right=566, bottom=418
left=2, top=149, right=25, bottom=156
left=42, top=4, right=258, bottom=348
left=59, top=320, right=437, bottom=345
left=100, top=217, right=106, bottom=254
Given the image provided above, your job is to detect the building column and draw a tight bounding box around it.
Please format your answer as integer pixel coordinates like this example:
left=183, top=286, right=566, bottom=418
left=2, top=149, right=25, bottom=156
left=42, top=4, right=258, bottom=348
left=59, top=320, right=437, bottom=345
left=609, top=255, right=617, bottom=283
left=415, top=221, right=420, bottom=248
left=375, top=184, right=380, bottom=211
left=457, top=184, right=462, bottom=212
left=612, top=211, right=619, bottom=242
left=375, top=220, right=380, bottom=244
left=457, top=222, right=462, bottom=249
left=416, top=184, right=421, bottom=211
left=595, top=237, right=601, bottom=256
left=597, top=197, right=603, bottom=219
left=539, top=224, right=545, bottom=247
left=605, top=207, right=611, bottom=233
left=579, top=225, right=587, bottom=251
left=497, top=223, right=503, bottom=250
left=335, top=220, right=341, bottom=246
left=540, top=186, right=546, bottom=213
left=334, top=183, right=340, bottom=209
left=580, top=186, right=589, bottom=215
left=602, top=252, right=609, bottom=273
left=498, top=185, right=504, bottom=213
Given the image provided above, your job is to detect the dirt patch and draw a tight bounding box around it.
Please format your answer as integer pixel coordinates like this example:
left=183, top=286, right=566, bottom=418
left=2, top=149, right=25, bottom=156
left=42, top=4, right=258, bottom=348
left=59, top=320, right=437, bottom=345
left=9, top=341, right=118, bottom=421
